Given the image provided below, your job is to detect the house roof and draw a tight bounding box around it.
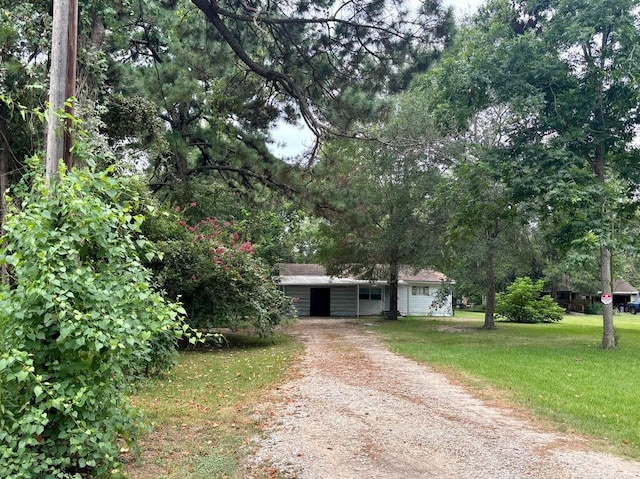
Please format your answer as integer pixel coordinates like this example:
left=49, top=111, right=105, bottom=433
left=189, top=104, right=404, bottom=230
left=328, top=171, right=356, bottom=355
left=277, top=263, right=450, bottom=286
left=397, top=267, right=449, bottom=283
left=278, top=263, right=327, bottom=276
left=550, top=275, right=638, bottom=295
left=613, top=279, right=639, bottom=295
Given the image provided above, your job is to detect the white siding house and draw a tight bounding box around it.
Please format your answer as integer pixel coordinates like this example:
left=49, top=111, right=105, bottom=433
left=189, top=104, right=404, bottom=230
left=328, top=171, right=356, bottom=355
left=278, top=264, right=453, bottom=317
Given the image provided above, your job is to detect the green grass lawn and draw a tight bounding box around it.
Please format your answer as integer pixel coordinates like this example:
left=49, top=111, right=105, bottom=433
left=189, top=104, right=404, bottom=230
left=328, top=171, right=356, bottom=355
left=375, top=312, right=640, bottom=459
left=126, top=332, right=302, bottom=479
left=127, top=312, right=640, bottom=475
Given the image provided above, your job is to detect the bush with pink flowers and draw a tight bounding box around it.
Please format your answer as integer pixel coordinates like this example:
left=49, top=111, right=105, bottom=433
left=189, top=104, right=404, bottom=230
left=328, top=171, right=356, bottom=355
left=144, top=208, right=296, bottom=336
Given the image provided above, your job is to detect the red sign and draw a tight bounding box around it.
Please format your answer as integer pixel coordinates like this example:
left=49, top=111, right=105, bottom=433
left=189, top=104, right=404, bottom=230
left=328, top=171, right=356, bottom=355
left=601, top=293, right=613, bottom=305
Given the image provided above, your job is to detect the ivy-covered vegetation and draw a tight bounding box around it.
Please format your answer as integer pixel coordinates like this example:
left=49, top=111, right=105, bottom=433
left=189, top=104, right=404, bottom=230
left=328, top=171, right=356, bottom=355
left=0, top=160, right=189, bottom=478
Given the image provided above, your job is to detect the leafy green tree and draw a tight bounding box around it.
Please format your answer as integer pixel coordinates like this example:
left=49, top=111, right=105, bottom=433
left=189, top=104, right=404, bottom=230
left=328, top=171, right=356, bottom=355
left=315, top=131, right=444, bottom=320
left=422, top=0, right=640, bottom=348
left=0, top=1, right=170, bottom=213
left=405, top=44, right=543, bottom=329
left=188, top=0, right=455, bottom=135
left=0, top=4, right=52, bottom=224
left=0, top=160, right=187, bottom=478
left=505, top=0, right=640, bottom=348
left=496, top=277, right=565, bottom=323
left=94, top=0, right=455, bottom=211
left=288, top=215, right=326, bottom=264
left=432, top=157, right=539, bottom=329
left=110, top=1, right=296, bottom=193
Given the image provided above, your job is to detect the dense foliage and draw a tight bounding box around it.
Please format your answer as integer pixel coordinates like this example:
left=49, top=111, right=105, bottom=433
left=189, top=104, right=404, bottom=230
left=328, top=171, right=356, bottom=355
left=145, top=206, right=296, bottom=336
left=315, top=131, right=444, bottom=320
left=0, top=161, right=187, bottom=478
left=496, top=277, right=565, bottom=324
left=398, top=0, right=640, bottom=344
left=4, top=4, right=640, bottom=474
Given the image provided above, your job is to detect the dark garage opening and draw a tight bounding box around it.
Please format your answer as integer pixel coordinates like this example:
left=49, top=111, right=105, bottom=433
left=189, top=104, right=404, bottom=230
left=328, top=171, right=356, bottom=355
left=310, top=287, right=331, bottom=316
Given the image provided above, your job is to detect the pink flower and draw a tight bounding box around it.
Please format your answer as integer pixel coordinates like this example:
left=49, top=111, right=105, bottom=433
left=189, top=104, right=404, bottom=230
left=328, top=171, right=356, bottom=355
left=191, top=275, right=197, bottom=280
left=232, top=232, right=240, bottom=241
left=190, top=202, right=197, bottom=208
left=224, top=221, right=231, bottom=227
left=178, top=220, right=186, bottom=227
left=174, top=205, right=181, bottom=213
left=239, top=241, right=254, bottom=254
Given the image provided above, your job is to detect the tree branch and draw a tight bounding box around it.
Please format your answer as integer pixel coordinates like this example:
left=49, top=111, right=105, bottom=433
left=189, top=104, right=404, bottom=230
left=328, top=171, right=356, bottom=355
left=190, top=0, right=325, bottom=138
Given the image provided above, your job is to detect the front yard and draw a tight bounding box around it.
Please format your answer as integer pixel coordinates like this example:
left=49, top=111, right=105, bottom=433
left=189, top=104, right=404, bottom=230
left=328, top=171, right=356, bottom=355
left=125, top=312, right=640, bottom=477
left=125, top=333, right=302, bottom=478
left=376, top=312, right=640, bottom=458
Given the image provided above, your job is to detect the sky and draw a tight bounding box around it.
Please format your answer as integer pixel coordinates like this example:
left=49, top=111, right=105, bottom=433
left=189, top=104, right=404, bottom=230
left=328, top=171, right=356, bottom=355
left=270, top=122, right=316, bottom=159
left=446, top=0, right=486, bottom=17
left=269, top=0, right=487, bottom=158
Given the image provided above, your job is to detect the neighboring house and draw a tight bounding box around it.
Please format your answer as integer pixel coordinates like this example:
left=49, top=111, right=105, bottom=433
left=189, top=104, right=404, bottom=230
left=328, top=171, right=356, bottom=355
left=550, top=275, right=639, bottom=313
left=277, top=263, right=453, bottom=317
left=550, top=275, right=595, bottom=313
left=610, top=280, right=640, bottom=312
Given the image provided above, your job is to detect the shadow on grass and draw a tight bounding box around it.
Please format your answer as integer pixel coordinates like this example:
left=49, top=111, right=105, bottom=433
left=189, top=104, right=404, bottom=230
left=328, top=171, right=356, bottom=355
left=178, top=328, right=294, bottom=351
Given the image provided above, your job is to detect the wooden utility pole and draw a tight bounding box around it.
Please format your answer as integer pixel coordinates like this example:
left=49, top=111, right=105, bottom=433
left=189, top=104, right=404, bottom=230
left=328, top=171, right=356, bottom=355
left=0, top=114, right=9, bottom=284
left=45, top=0, right=78, bottom=181
left=63, top=0, right=78, bottom=171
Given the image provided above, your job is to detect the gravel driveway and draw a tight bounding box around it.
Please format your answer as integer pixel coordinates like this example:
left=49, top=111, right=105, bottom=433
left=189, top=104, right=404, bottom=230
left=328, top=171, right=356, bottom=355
left=250, top=318, right=640, bottom=478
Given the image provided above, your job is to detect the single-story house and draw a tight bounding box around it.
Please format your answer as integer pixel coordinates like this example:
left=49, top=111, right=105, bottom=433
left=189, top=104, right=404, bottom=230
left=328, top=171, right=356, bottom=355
left=549, top=275, right=639, bottom=313
left=608, top=279, right=640, bottom=312
left=549, top=275, right=594, bottom=313
left=277, top=263, right=453, bottom=317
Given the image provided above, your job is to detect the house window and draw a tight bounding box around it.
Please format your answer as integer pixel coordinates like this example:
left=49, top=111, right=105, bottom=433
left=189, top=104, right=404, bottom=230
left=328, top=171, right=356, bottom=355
left=359, top=287, right=382, bottom=300
left=412, top=286, right=430, bottom=296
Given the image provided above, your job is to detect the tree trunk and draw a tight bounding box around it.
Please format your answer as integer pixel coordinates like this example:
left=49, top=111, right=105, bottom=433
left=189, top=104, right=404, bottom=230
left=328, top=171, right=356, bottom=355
left=601, top=245, right=616, bottom=349
left=592, top=135, right=615, bottom=348
left=388, top=262, right=399, bottom=320
left=483, top=247, right=496, bottom=330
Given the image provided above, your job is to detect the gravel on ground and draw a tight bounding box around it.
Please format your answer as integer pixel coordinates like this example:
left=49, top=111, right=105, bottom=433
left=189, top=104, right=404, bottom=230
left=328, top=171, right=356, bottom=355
left=248, top=318, right=640, bottom=479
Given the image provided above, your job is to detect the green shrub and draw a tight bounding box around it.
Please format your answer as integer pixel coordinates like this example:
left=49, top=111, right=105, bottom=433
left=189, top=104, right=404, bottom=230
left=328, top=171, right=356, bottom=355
left=584, top=302, right=603, bottom=315
left=144, top=208, right=296, bottom=337
left=495, top=277, right=565, bottom=323
left=0, top=160, right=187, bottom=478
